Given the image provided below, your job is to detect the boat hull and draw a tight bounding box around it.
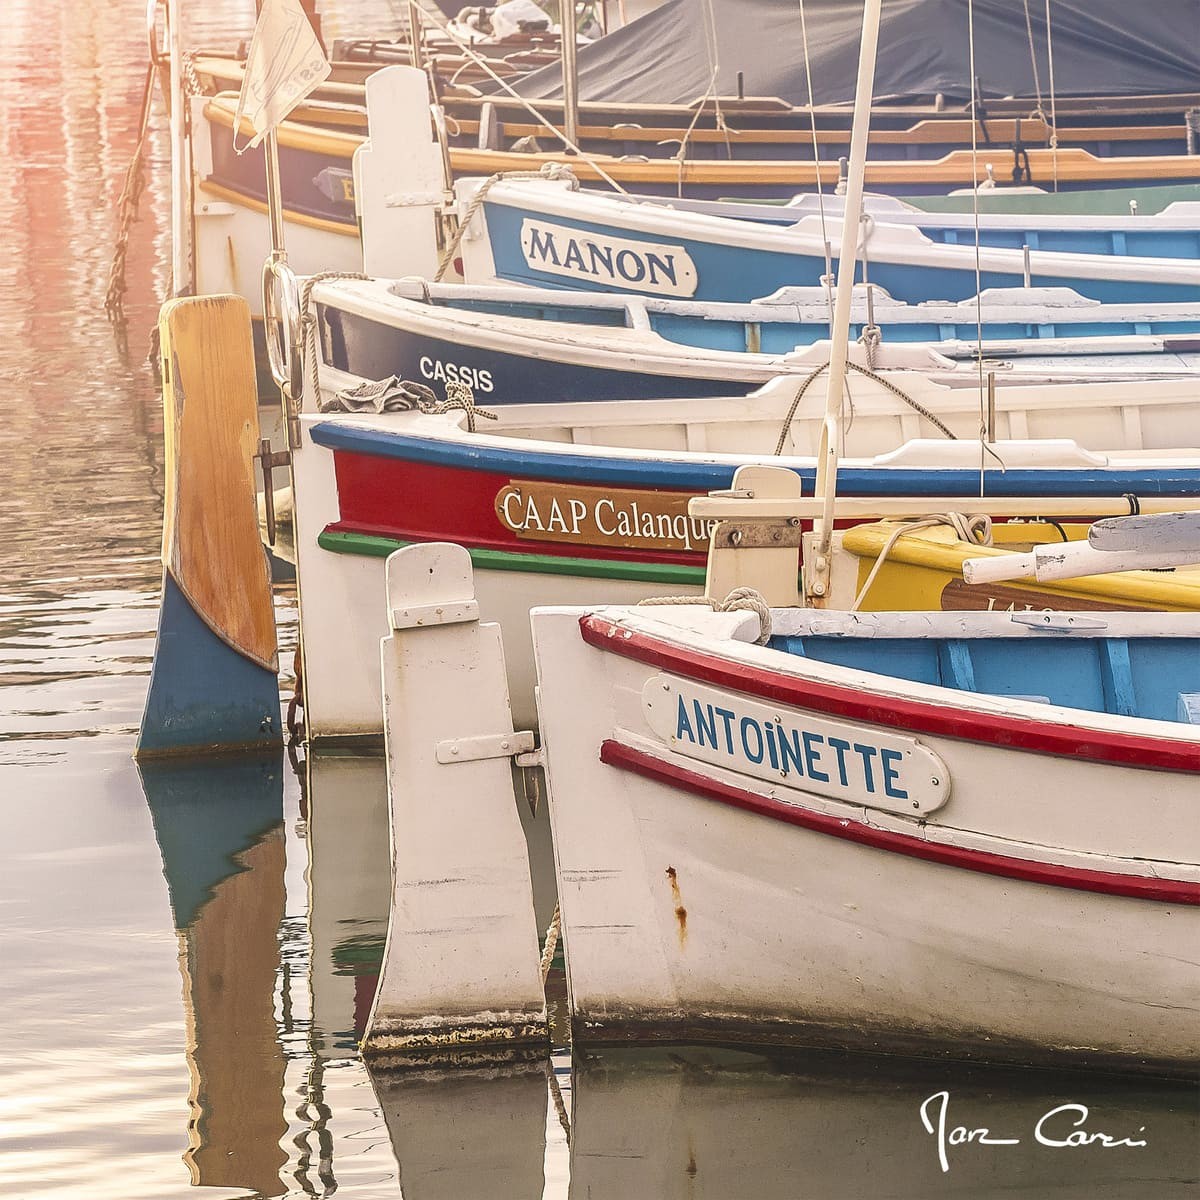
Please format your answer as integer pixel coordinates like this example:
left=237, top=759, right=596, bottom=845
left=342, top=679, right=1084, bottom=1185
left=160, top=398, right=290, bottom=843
left=290, top=408, right=1200, bottom=738
left=530, top=608, right=1200, bottom=1072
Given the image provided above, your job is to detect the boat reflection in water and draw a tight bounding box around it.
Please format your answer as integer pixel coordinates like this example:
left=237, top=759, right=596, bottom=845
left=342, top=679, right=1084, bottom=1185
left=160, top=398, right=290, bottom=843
left=139, top=750, right=1196, bottom=1198
left=367, top=1043, right=1197, bottom=1200
left=306, top=753, right=392, bottom=1059
left=139, top=753, right=289, bottom=1198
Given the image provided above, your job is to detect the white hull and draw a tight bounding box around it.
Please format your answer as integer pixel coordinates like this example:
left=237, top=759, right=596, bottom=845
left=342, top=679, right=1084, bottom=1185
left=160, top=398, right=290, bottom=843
left=530, top=606, right=1200, bottom=1071
left=289, top=400, right=1200, bottom=739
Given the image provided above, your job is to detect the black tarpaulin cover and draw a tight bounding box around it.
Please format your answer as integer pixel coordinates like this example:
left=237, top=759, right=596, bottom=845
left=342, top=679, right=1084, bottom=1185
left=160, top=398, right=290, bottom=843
left=502, top=0, right=1200, bottom=105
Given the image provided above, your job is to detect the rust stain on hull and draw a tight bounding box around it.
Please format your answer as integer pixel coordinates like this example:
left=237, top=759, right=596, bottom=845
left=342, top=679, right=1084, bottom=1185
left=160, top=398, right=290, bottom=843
left=665, top=866, right=688, bottom=948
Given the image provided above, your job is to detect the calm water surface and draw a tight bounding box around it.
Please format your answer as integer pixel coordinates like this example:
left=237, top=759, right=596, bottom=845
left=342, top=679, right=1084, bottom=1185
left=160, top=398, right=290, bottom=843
left=0, top=1, right=1196, bottom=1197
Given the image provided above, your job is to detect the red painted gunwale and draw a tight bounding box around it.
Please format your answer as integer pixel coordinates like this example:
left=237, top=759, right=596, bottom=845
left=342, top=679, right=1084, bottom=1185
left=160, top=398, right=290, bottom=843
left=579, top=614, right=1200, bottom=773
left=600, top=740, right=1200, bottom=905
left=327, top=450, right=707, bottom=566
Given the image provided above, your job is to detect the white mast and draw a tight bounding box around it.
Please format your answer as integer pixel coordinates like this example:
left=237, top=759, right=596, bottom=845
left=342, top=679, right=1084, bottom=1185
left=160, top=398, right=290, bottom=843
left=806, top=0, right=882, bottom=605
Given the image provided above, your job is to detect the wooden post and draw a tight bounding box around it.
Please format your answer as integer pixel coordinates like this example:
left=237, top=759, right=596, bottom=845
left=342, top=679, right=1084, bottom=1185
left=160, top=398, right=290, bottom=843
left=138, top=295, right=282, bottom=758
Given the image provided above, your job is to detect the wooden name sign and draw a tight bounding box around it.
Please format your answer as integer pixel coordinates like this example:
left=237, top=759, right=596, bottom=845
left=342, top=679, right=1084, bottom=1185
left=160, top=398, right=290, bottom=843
left=495, top=480, right=715, bottom=554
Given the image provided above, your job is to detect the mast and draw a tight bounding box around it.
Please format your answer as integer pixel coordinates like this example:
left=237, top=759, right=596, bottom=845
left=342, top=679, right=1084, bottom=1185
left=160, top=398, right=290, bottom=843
left=806, top=0, right=882, bottom=605
left=559, top=0, right=580, bottom=149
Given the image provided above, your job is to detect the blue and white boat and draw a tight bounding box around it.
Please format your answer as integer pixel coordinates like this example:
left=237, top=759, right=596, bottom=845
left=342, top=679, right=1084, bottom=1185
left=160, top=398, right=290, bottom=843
left=455, top=177, right=1200, bottom=304
left=312, top=278, right=1200, bottom=409
left=665, top=192, right=1200, bottom=259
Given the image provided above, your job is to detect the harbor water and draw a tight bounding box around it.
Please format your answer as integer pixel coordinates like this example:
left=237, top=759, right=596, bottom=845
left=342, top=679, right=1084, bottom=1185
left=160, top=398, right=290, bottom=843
left=0, top=1, right=1196, bottom=1196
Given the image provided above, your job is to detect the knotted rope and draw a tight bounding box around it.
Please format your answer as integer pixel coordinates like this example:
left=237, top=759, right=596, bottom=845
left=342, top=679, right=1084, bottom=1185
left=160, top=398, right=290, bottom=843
left=321, top=373, right=498, bottom=429
left=851, top=513, right=993, bottom=611
left=637, top=587, right=773, bottom=645
left=434, top=163, right=578, bottom=282
left=298, top=270, right=372, bottom=409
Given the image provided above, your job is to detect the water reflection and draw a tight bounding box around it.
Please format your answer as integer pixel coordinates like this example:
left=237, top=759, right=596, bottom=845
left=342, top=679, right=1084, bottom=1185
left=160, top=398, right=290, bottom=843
left=140, top=754, right=289, bottom=1196
left=306, top=753, right=391, bottom=1058
left=360, top=1043, right=1198, bottom=1200
left=567, top=1047, right=1198, bottom=1199
left=371, top=1064, right=549, bottom=1200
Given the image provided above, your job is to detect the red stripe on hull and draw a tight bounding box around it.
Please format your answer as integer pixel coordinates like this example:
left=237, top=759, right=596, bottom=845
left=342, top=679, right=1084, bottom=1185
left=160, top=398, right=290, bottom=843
left=327, top=450, right=705, bottom=566
left=600, top=740, right=1200, bottom=905
left=580, top=615, right=1200, bottom=773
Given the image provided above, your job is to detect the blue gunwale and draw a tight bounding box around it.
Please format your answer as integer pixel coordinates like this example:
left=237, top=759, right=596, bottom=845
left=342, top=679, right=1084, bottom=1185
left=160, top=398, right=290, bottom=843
left=310, top=422, right=1200, bottom=497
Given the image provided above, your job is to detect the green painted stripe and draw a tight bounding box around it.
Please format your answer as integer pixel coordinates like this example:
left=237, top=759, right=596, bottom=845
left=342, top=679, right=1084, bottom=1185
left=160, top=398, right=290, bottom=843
left=317, top=529, right=708, bottom=585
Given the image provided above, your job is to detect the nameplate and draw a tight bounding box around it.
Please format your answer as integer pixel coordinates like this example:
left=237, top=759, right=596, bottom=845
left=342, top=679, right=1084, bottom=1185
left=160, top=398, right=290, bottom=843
left=495, top=480, right=714, bottom=553
left=519, top=219, right=699, bottom=297
left=642, top=675, right=951, bottom=816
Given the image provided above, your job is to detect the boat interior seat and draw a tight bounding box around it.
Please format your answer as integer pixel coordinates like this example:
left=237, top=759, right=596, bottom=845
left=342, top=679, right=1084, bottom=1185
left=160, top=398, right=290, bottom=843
left=769, top=633, right=1200, bottom=724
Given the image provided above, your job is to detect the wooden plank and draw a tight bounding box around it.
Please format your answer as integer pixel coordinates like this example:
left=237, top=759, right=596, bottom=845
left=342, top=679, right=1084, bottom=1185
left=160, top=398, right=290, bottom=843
left=160, top=294, right=277, bottom=672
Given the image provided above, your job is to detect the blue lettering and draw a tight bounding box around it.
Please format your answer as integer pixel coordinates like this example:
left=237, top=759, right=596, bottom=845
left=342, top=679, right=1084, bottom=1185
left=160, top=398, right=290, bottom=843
left=802, top=731, right=829, bottom=783
left=778, top=727, right=805, bottom=778
left=586, top=242, right=614, bottom=277
left=615, top=248, right=647, bottom=283
left=740, top=717, right=765, bottom=764
left=764, top=722, right=779, bottom=770
left=881, top=748, right=908, bottom=799
left=562, top=239, right=587, bottom=271
left=528, top=227, right=561, bottom=266
left=676, top=694, right=695, bottom=743
left=646, top=252, right=678, bottom=287
left=853, top=743, right=879, bottom=793
left=827, top=737, right=851, bottom=787
left=714, top=707, right=736, bottom=754
left=693, top=700, right=718, bottom=750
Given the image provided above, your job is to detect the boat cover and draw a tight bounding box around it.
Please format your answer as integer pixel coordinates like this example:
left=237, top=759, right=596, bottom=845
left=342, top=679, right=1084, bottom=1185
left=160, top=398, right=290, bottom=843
left=501, top=0, right=1200, bottom=107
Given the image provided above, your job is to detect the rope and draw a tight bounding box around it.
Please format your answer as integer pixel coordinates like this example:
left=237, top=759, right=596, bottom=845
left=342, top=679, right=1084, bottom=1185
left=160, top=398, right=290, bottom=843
left=539, top=902, right=561, bottom=983
left=797, top=0, right=835, bottom=322
left=663, top=0, right=734, bottom=194
left=300, top=271, right=371, bottom=408
left=321, top=373, right=498, bottom=428
left=773, top=359, right=956, bottom=456
left=104, top=61, right=157, bottom=359
left=966, top=0, right=990, bottom=496
left=1021, top=0, right=1047, bottom=127
left=179, top=49, right=203, bottom=98
left=1043, top=0, right=1059, bottom=193
left=851, top=513, right=993, bottom=611
left=434, top=163, right=578, bottom=281
left=637, top=587, right=773, bottom=645
left=391, top=0, right=632, bottom=195
left=546, top=1058, right=571, bottom=1145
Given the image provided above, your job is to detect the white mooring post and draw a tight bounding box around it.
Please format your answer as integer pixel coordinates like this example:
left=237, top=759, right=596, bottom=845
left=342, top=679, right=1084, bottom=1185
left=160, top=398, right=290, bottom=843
left=363, top=543, right=548, bottom=1066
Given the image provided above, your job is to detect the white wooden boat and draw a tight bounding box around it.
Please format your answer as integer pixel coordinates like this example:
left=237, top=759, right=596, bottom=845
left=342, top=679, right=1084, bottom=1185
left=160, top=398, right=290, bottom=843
left=528, top=597, right=1200, bottom=1072
left=287, top=391, right=1200, bottom=739
left=310, top=277, right=1200, bottom=404
left=455, top=175, right=1200, bottom=304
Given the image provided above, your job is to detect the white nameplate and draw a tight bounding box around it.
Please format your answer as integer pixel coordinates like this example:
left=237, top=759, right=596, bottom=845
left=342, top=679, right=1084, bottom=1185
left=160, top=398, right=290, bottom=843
left=519, top=219, right=698, bottom=297
left=642, top=675, right=951, bottom=816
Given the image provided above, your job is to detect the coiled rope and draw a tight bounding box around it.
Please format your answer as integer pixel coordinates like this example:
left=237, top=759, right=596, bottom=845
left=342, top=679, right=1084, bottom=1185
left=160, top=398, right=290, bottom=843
left=637, top=587, right=773, bottom=645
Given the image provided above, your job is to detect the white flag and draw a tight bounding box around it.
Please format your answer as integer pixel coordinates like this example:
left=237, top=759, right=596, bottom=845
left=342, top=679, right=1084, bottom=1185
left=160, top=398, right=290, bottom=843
left=233, top=0, right=331, bottom=153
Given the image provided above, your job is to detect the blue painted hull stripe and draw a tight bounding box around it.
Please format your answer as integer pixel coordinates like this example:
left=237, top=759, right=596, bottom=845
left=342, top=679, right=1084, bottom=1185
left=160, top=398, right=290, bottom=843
left=310, top=423, right=1200, bottom=497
